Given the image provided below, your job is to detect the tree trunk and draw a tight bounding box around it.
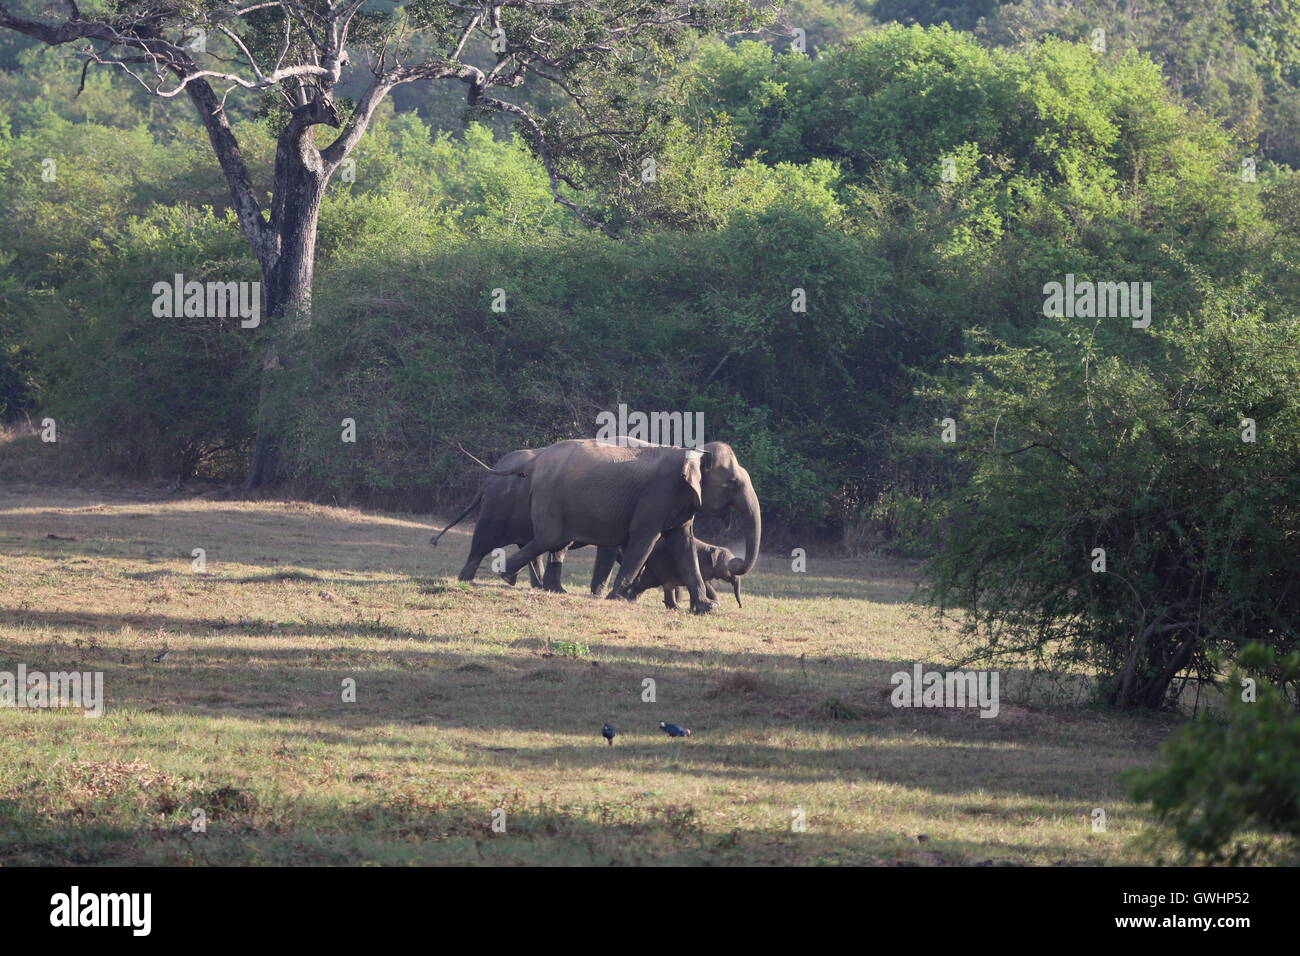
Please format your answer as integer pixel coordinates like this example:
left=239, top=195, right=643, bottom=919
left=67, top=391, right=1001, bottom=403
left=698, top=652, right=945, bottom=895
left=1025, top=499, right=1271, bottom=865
left=245, top=122, right=331, bottom=489
left=1107, top=618, right=1197, bottom=710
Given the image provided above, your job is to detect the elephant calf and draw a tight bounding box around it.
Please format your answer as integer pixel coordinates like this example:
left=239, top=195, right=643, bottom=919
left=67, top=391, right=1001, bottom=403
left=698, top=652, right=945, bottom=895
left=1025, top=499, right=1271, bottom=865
left=625, top=539, right=743, bottom=610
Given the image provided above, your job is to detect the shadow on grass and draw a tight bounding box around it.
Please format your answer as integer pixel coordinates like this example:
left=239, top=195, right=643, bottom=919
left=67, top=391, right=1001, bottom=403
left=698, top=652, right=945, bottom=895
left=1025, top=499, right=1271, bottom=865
left=0, top=610, right=1165, bottom=804
left=0, top=798, right=145, bottom=866
left=0, top=606, right=442, bottom=643
left=0, top=789, right=1105, bottom=866
left=119, top=568, right=403, bottom=587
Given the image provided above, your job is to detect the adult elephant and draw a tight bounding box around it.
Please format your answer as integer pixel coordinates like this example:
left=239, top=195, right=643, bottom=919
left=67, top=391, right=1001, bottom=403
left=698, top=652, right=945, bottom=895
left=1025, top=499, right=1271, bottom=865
left=430, top=448, right=557, bottom=589
left=430, top=447, right=605, bottom=593
left=489, top=439, right=761, bottom=613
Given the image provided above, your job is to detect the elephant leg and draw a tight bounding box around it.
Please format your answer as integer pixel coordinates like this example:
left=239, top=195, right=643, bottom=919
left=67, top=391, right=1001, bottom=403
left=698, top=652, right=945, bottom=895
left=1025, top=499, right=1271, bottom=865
left=502, top=537, right=565, bottom=580
left=662, top=526, right=717, bottom=614
left=527, top=554, right=545, bottom=588
left=541, top=545, right=570, bottom=593
left=608, top=530, right=663, bottom=601
left=606, top=553, right=632, bottom=598
left=458, top=543, right=496, bottom=582
left=459, top=519, right=507, bottom=582
left=591, top=546, right=619, bottom=596
left=662, top=587, right=678, bottom=610
left=607, top=565, right=629, bottom=598
left=704, top=583, right=718, bottom=602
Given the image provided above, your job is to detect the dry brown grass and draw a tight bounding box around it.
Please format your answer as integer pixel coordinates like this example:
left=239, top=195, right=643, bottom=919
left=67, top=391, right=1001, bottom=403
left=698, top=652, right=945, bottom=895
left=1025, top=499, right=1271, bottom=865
left=0, top=479, right=1176, bottom=865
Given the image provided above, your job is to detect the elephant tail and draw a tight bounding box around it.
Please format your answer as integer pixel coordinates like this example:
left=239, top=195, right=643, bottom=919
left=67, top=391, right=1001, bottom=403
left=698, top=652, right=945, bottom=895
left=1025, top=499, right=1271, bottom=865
left=454, top=442, right=529, bottom=478
left=430, top=489, right=482, bottom=547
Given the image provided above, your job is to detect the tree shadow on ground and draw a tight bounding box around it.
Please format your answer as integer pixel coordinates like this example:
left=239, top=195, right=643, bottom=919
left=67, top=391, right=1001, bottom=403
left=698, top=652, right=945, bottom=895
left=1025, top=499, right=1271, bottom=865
left=0, top=788, right=1114, bottom=867
left=0, top=614, right=1167, bottom=804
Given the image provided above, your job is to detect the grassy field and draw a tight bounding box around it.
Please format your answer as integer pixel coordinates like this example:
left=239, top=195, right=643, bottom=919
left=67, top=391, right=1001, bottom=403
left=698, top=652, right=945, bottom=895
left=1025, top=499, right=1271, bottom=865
left=0, top=481, right=1179, bottom=865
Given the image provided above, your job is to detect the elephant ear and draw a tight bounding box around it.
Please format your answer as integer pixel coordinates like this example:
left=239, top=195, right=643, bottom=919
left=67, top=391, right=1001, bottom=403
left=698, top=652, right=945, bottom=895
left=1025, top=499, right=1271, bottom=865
left=681, top=449, right=705, bottom=509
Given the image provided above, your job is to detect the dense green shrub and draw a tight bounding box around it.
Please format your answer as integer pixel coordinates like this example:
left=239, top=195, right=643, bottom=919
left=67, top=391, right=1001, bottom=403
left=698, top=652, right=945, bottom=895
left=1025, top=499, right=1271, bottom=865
left=1131, top=643, right=1300, bottom=864
left=691, top=29, right=1264, bottom=270
left=921, top=286, right=1300, bottom=708
left=26, top=205, right=260, bottom=479
left=273, top=198, right=864, bottom=524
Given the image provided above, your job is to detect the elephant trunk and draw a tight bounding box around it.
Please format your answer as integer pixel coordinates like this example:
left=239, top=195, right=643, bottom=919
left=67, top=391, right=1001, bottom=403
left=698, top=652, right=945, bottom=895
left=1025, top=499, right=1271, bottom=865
left=727, top=485, right=761, bottom=578
left=732, top=577, right=742, bottom=608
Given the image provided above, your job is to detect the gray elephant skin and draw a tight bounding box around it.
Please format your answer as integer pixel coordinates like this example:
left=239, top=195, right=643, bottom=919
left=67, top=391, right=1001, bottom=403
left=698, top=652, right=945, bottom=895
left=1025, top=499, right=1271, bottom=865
left=429, top=448, right=551, bottom=588
left=489, top=439, right=761, bottom=613
left=430, top=447, right=611, bottom=593
left=624, top=538, right=744, bottom=609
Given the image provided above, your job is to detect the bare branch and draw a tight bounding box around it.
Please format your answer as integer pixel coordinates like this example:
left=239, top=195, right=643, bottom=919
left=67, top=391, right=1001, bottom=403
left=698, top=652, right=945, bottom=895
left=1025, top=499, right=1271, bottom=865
left=472, top=84, right=615, bottom=235
left=321, top=72, right=400, bottom=167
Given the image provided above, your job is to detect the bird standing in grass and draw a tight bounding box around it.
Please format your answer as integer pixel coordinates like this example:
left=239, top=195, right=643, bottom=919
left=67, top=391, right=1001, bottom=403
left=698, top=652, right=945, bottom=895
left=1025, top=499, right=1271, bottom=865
left=659, top=721, right=691, bottom=738
left=602, top=723, right=616, bottom=746
left=151, top=648, right=169, bottom=663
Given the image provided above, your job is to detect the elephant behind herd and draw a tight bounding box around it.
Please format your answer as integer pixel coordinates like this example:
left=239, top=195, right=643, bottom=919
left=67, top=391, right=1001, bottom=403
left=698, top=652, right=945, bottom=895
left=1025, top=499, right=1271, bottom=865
left=430, top=437, right=761, bottom=613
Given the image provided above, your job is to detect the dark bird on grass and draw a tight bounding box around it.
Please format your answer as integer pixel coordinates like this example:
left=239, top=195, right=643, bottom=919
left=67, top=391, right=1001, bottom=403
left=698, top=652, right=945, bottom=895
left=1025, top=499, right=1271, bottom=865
left=151, top=649, right=169, bottom=663
left=602, top=723, right=616, bottom=746
left=659, top=721, right=691, bottom=738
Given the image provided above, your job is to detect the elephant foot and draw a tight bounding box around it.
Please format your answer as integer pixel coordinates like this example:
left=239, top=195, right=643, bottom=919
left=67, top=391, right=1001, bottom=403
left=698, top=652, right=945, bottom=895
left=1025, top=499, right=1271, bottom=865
left=504, top=573, right=519, bottom=586
left=544, top=583, right=567, bottom=594
left=690, top=599, right=720, bottom=615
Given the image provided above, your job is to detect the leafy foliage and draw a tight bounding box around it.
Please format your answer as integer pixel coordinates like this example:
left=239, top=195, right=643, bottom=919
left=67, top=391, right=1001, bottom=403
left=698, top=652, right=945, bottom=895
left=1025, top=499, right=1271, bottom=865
left=921, top=286, right=1300, bottom=708
left=26, top=204, right=260, bottom=478
left=3, top=26, right=1293, bottom=536
left=272, top=189, right=857, bottom=524
left=980, top=0, right=1300, bottom=166
left=1131, top=643, right=1300, bottom=863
